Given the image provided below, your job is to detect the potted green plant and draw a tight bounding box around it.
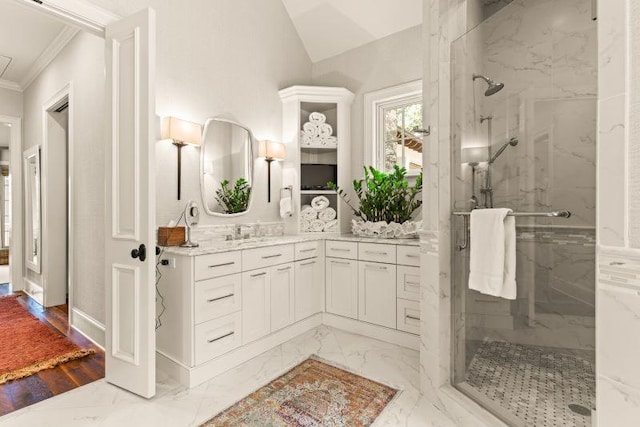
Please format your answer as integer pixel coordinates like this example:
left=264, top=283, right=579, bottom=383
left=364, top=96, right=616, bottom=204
left=329, top=165, right=423, bottom=238
left=215, top=178, right=251, bottom=214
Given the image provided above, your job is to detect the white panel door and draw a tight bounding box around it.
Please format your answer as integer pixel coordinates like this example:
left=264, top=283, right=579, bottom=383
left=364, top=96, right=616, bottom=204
left=104, top=8, right=156, bottom=398
left=325, top=257, right=358, bottom=319
left=242, top=269, right=271, bottom=344
left=270, top=263, right=294, bottom=331
left=295, top=258, right=323, bottom=320
left=358, top=261, right=396, bottom=328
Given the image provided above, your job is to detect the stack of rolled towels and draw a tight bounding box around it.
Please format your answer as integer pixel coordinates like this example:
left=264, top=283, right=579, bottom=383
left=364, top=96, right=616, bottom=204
left=300, top=112, right=338, bottom=148
left=300, top=196, right=338, bottom=233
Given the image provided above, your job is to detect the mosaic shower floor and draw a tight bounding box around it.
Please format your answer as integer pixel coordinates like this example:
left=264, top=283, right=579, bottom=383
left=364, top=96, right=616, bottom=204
left=464, top=340, right=595, bottom=427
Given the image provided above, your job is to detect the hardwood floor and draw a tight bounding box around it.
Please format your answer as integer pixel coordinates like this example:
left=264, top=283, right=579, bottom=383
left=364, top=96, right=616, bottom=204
left=0, top=287, right=105, bottom=416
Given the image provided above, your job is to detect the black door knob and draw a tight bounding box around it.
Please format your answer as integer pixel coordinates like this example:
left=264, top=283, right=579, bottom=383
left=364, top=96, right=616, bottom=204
left=131, top=244, right=146, bottom=262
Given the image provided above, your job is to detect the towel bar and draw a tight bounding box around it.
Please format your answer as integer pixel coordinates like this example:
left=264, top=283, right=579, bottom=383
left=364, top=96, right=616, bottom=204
left=454, top=209, right=571, bottom=251
left=453, top=210, right=571, bottom=218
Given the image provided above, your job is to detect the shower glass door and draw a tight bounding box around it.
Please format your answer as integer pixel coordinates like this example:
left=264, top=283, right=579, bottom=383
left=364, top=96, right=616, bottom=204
left=450, top=0, right=596, bottom=425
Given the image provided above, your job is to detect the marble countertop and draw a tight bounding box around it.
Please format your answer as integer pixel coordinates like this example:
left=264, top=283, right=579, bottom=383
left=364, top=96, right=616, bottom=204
left=161, top=233, right=419, bottom=257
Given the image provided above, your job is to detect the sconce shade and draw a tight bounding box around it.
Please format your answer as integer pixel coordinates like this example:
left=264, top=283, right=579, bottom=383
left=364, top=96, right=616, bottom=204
left=258, top=140, right=286, bottom=161
left=161, top=117, right=202, bottom=146
left=462, top=146, right=489, bottom=164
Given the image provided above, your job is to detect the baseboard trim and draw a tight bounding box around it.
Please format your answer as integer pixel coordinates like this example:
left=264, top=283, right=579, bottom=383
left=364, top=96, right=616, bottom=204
left=322, top=313, right=420, bottom=350
left=71, top=307, right=105, bottom=349
left=158, top=313, right=323, bottom=388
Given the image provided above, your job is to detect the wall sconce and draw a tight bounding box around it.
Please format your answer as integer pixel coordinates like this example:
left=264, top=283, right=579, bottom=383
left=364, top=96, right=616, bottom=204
left=462, top=146, right=489, bottom=208
left=161, top=117, right=202, bottom=200
left=258, top=140, right=285, bottom=203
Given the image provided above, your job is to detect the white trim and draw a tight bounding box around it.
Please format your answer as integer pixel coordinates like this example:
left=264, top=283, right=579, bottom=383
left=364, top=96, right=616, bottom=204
left=13, top=0, right=119, bottom=36
left=21, top=27, right=79, bottom=90
left=0, top=79, right=22, bottom=92
left=71, top=307, right=106, bottom=349
left=0, top=115, right=23, bottom=291
left=363, top=80, right=422, bottom=169
left=42, top=83, right=73, bottom=308
left=322, top=312, right=420, bottom=350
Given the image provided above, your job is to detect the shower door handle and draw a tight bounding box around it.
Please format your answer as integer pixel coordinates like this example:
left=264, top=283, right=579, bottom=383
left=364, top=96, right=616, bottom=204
left=457, top=215, right=469, bottom=251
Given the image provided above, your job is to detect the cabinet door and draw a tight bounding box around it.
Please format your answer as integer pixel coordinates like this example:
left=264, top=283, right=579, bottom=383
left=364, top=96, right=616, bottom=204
left=270, top=263, right=294, bottom=331
left=295, top=258, right=323, bottom=321
left=358, top=261, right=396, bottom=328
left=242, top=269, right=270, bottom=344
left=325, top=257, right=358, bottom=319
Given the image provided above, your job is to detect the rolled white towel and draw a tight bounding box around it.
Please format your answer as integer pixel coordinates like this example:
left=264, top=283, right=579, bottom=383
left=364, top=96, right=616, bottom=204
left=309, top=112, right=326, bottom=124
left=300, top=132, right=313, bottom=146
left=311, top=196, right=330, bottom=211
left=301, top=204, right=313, bottom=212
left=318, top=207, right=337, bottom=221
left=318, top=123, right=333, bottom=137
left=301, top=219, right=311, bottom=232
left=324, top=219, right=338, bottom=232
left=302, top=208, right=318, bottom=221
left=303, top=122, right=319, bottom=137
left=310, top=219, right=325, bottom=232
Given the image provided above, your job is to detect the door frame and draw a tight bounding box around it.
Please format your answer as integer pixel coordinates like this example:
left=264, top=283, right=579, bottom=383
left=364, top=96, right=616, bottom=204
left=0, top=115, right=23, bottom=292
left=42, top=84, right=73, bottom=308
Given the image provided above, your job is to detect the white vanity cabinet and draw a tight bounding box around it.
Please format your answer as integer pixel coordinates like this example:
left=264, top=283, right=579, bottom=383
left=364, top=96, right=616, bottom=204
left=157, top=236, right=418, bottom=388
left=324, top=240, right=421, bottom=334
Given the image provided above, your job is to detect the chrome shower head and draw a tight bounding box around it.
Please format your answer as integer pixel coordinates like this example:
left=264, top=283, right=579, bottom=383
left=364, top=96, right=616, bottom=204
left=473, top=74, right=505, bottom=96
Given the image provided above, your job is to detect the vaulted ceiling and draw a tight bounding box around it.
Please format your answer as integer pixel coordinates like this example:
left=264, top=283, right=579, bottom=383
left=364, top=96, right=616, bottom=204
left=281, top=0, right=423, bottom=63
left=0, top=0, right=74, bottom=90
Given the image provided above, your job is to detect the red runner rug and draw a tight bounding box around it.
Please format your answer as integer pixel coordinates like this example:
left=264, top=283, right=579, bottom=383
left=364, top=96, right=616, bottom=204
left=0, top=296, right=95, bottom=384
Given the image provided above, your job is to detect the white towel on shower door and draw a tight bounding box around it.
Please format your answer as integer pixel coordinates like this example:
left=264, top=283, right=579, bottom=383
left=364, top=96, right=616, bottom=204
left=468, top=208, right=516, bottom=300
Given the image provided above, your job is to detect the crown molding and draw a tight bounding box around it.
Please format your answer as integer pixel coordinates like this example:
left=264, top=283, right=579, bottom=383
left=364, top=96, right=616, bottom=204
left=20, top=26, right=79, bottom=91
left=14, top=0, right=120, bottom=36
left=0, top=79, right=22, bottom=92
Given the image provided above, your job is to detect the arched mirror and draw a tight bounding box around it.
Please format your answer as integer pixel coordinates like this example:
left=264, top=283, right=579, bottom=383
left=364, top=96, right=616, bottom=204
left=200, top=118, right=254, bottom=216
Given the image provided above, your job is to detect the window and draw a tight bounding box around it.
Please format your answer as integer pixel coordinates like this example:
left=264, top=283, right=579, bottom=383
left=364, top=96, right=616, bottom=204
left=364, top=80, right=423, bottom=175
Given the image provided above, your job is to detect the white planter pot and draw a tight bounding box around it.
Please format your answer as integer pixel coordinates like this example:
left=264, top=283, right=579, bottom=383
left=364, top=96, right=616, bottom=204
left=351, top=219, right=422, bottom=239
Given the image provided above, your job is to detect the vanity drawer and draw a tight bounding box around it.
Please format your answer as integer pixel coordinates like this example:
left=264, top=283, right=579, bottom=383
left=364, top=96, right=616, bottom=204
left=295, top=241, right=320, bottom=260
left=397, top=299, right=420, bottom=335
left=325, top=240, right=357, bottom=259
left=397, top=245, right=420, bottom=267
left=195, top=251, right=241, bottom=281
left=194, top=312, right=242, bottom=365
left=242, top=244, right=294, bottom=271
left=194, top=274, right=241, bottom=324
left=358, top=243, right=396, bottom=264
left=397, top=266, right=420, bottom=302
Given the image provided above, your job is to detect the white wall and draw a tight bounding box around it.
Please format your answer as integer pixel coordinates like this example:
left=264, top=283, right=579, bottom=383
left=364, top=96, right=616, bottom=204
left=84, top=0, right=313, bottom=227
left=22, top=32, right=106, bottom=321
left=596, top=1, right=640, bottom=425
left=311, top=25, right=423, bottom=183
left=0, top=87, right=23, bottom=118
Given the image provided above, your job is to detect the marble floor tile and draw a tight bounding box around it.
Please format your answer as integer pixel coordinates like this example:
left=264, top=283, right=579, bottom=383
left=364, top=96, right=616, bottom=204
left=0, top=326, right=456, bottom=427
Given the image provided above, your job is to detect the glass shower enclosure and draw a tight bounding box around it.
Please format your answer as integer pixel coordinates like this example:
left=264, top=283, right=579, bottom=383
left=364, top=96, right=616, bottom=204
left=450, top=0, right=596, bottom=425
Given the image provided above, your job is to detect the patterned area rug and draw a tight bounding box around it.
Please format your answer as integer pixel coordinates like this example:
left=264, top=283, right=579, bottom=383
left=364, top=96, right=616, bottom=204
left=0, top=296, right=95, bottom=384
left=465, top=340, right=595, bottom=427
left=202, top=357, right=398, bottom=426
